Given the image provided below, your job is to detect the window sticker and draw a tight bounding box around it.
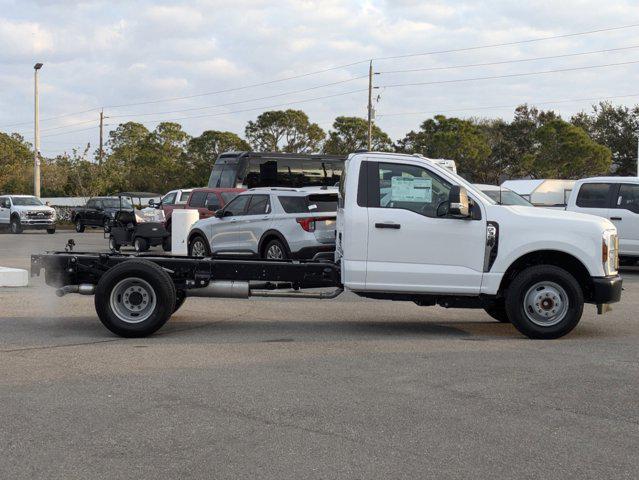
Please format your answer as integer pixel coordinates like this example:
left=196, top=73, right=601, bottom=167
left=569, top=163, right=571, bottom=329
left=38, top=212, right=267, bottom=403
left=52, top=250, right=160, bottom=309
left=390, top=176, right=432, bottom=202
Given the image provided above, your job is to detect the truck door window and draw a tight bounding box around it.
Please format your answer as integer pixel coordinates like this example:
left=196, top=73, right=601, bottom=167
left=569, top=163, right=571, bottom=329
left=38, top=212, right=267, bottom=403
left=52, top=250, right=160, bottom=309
left=246, top=195, right=270, bottom=214
left=162, top=192, right=177, bottom=205
left=374, top=162, right=452, bottom=218
left=616, top=184, right=639, bottom=213
left=224, top=195, right=250, bottom=216
left=576, top=183, right=611, bottom=208
left=189, top=191, right=207, bottom=208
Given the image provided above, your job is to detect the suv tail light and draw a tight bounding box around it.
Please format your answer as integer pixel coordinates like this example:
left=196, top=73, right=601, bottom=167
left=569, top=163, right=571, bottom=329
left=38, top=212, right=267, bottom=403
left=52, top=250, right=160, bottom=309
left=296, top=216, right=336, bottom=232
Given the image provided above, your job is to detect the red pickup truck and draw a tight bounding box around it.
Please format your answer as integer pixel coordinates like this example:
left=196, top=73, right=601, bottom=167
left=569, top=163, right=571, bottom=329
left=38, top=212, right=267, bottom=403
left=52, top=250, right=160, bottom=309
left=165, top=188, right=244, bottom=230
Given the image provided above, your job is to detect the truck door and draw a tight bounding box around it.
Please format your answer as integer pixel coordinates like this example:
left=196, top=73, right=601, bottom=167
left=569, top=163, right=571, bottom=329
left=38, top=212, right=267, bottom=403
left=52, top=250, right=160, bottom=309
left=209, top=194, right=250, bottom=255
left=570, top=182, right=612, bottom=221
left=235, top=194, right=272, bottom=255
left=611, top=183, right=639, bottom=256
left=363, top=161, right=486, bottom=294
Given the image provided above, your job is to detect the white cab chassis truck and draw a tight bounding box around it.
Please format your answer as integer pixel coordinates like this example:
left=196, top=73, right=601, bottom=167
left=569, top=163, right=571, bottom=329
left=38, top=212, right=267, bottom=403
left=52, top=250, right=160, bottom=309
left=32, top=152, right=622, bottom=340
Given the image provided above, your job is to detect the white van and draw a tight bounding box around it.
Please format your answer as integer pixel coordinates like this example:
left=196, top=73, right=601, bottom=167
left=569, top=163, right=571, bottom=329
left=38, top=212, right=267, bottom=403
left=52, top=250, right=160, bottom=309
left=567, top=177, right=639, bottom=264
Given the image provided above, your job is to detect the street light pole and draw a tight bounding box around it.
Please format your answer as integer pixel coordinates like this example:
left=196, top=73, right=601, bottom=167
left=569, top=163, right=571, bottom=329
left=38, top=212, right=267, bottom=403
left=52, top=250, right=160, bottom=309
left=33, top=63, right=43, bottom=197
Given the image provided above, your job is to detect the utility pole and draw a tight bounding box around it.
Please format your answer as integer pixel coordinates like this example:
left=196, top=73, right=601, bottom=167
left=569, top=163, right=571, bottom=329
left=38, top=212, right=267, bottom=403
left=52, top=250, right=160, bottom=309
left=33, top=63, right=43, bottom=198
left=99, top=109, right=105, bottom=164
left=367, top=60, right=373, bottom=151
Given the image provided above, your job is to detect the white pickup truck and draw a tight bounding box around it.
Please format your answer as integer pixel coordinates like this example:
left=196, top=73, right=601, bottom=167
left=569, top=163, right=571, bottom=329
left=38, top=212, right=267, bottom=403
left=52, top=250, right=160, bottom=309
left=0, top=195, right=56, bottom=234
left=32, top=152, right=622, bottom=340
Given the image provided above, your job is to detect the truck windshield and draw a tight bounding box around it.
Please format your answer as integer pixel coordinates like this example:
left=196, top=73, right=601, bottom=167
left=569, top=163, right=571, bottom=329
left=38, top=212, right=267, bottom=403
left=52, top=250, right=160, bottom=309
left=12, top=196, right=43, bottom=206
left=482, top=189, right=533, bottom=206
left=103, top=199, right=133, bottom=208
left=209, top=163, right=239, bottom=188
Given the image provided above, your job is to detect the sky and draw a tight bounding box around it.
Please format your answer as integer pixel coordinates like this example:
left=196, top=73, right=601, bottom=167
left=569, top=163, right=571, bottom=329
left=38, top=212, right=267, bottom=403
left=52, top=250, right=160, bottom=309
left=1, top=0, right=639, bottom=158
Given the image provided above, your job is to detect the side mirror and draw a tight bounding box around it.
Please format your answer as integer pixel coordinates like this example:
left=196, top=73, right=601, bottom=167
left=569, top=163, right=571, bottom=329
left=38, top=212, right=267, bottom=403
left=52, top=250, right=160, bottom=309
left=448, top=186, right=470, bottom=218
left=148, top=199, right=155, bottom=207
left=214, top=209, right=225, bottom=218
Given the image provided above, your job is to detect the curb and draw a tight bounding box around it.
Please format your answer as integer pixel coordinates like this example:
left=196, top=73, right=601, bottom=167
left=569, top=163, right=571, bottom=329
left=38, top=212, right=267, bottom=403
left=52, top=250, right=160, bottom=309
left=0, top=267, right=29, bottom=287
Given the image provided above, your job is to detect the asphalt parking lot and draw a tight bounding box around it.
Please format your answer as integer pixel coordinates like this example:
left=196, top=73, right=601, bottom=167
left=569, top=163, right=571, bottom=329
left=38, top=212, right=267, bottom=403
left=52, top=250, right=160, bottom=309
left=1, top=230, right=638, bottom=479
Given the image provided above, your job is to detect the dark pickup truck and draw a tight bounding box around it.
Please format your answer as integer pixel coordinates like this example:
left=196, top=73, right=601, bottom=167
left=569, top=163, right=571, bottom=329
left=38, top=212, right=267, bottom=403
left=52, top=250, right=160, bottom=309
left=72, top=197, right=134, bottom=232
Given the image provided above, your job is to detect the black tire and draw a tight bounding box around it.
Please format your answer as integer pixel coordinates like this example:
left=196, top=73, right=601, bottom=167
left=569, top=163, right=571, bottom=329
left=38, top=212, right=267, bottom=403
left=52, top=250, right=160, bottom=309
left=173, top=289, right=186, bottom=313
left=505, top=265, right=584, bottom=339
left=94, top=259, right=176, bottom=337
left=47, top=227, right=56, bottom=234
left=263, top=239, right=288, bottom=260
left=10, top=217, right=22, bottom=234
left=484, top=302, right=509, bottom=323
left=162, top=236, right=172, bottom=252
left=134, top=237, right=149, bottom=252
left=75, top=218, right=85, bottom=233
left=188, top=235, right=210, bottom=257
left=109, top=236, right=121, bottom=252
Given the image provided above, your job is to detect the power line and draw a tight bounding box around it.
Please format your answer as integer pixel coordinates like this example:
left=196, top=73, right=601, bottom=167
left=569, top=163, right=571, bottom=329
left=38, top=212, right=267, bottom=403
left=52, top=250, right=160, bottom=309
left=373, top=23, right=639, bottom=61
left=376, top=93, right=639, bottom=118
left=107, top=75, right=368, bottom=119
left=378, top=45, right=639, bottom=74
left=3, top=22, right=639, bottom=128
left=379, top=60, right=639, bottom=89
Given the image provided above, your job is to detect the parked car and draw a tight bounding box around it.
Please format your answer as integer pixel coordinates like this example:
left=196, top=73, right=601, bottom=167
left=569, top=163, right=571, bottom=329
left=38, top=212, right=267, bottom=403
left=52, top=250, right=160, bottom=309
left=156, top=188, right=194, bottom=230
left=566, top=177, right=639, bottom=265
left=187, top=187, right=338, bottom=260
left=72, top=197, right=134, bottom=232
left=184, top=188, right=244, bottom=220
left=0, top=195, right=56, bottom=234
left=475, top=184, right=533, bottom=206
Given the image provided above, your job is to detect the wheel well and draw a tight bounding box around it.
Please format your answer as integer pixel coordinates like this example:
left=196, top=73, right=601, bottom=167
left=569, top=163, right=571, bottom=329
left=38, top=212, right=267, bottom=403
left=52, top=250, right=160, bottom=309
left=10, top=212, right=20, bottom=221
left=499, top=250, right=594, bottom=301
left=259, top=230, right=290, bottom=257
left=187, top=229, right=207, bottom=245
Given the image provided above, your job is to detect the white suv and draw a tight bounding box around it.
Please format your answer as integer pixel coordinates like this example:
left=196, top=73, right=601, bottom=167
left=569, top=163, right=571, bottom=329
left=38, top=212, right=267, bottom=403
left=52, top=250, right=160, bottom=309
left=188, top=187, right=337, bottom=260
left=0, top=195, right=57, bottom=234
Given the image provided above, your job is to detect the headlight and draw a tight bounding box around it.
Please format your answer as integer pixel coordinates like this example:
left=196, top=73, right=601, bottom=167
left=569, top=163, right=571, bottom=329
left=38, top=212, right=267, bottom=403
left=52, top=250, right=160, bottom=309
left=602, top=230, right=619, bottom=276
left=18, top=210, right=27, bottom=218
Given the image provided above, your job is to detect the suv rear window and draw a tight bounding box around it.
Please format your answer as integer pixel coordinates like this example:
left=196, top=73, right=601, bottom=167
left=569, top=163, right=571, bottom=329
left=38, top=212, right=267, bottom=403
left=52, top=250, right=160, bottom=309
left=576, top=183, right=611, bottom=208
left=278, top=194, right=338, bottom=213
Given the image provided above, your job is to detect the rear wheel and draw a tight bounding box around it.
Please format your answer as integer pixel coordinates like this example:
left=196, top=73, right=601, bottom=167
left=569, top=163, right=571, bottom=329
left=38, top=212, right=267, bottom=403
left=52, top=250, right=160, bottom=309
left=10, top=217, right=22, bottom=234
left=484, top=301, right=509, bottom=323
left=109, top=236, right=121, bottom=252
left=263, top=239, right=287, bottom=260
left=505, top=265, right=583, bottom=339
left=188, top=235, right=210, bottom=257
left=75, top=218, right=85, bottom=233
left=134, top=237, right=149, bottom=252
left=162, top=236, right=172, bottom=252
left=94, top=259, right=176, bottom=337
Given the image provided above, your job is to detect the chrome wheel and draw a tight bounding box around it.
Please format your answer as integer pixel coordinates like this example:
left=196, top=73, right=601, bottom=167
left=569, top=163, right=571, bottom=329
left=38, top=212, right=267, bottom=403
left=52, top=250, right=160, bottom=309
left=523, top=281, right=569, bottom=327
left=266, top=244, right=284, bottom=259
left=109, top=277, right=157, bottom=324
left=190, top=238, right=208, bottom=257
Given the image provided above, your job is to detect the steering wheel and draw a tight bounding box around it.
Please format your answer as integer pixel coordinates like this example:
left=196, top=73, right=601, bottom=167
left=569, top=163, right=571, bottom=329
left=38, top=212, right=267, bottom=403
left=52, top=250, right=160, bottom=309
left=435, top=200, right=450, bottom=217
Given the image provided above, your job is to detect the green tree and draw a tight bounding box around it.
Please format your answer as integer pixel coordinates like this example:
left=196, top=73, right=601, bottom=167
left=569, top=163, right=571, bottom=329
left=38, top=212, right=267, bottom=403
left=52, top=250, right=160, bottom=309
left=572, top=102, right=639, bottom=175
left=141, top=122, right=191, bottom=192
left=42, top=145, right=102, bottom=197
left=528, top=119, right=611, bottom=179
left=245, top=109, right=325, bottom=153
left=323, top=116, right=393, bottom=154
left=0, top=132, right=32, bottom=193
left=103, top=122, right=150, bottom=192
left=397, top=115, right=493, bottom=182
left=186, top=130, right=250, bottom=186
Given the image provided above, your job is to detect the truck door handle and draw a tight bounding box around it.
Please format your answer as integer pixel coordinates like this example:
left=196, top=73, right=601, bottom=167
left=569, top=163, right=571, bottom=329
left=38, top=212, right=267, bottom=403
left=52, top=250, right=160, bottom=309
left=375, top=222, right=400, bottom=229
left=610, top=217, right=622, bottom=221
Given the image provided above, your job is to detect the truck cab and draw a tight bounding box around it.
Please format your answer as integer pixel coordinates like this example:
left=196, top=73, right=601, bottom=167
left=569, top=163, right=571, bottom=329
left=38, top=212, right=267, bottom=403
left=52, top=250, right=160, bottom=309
left=337, top=153, right=621, bottom=338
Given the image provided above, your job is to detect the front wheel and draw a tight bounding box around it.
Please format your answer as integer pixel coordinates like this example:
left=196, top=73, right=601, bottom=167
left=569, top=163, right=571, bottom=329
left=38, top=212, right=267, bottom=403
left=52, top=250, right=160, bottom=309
left=10, top=218, right=22, bottom=234
left=162, top=236, right=172, bottom=252
left=109, top=236, right=121, bottom=252
left=188, top=235, right=210, bottom=257
left=75, top=218, right=85, bottom=233
left=94, top=259, right=176, bottom=337
left=505, top=265, right=584, bottom=339
left=47, top=227, right=56, bottom=234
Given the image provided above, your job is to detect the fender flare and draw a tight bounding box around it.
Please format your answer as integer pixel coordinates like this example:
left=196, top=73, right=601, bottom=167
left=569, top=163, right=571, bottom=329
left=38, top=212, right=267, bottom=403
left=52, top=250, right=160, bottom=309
left=258, top=230, right=291, bottom=257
